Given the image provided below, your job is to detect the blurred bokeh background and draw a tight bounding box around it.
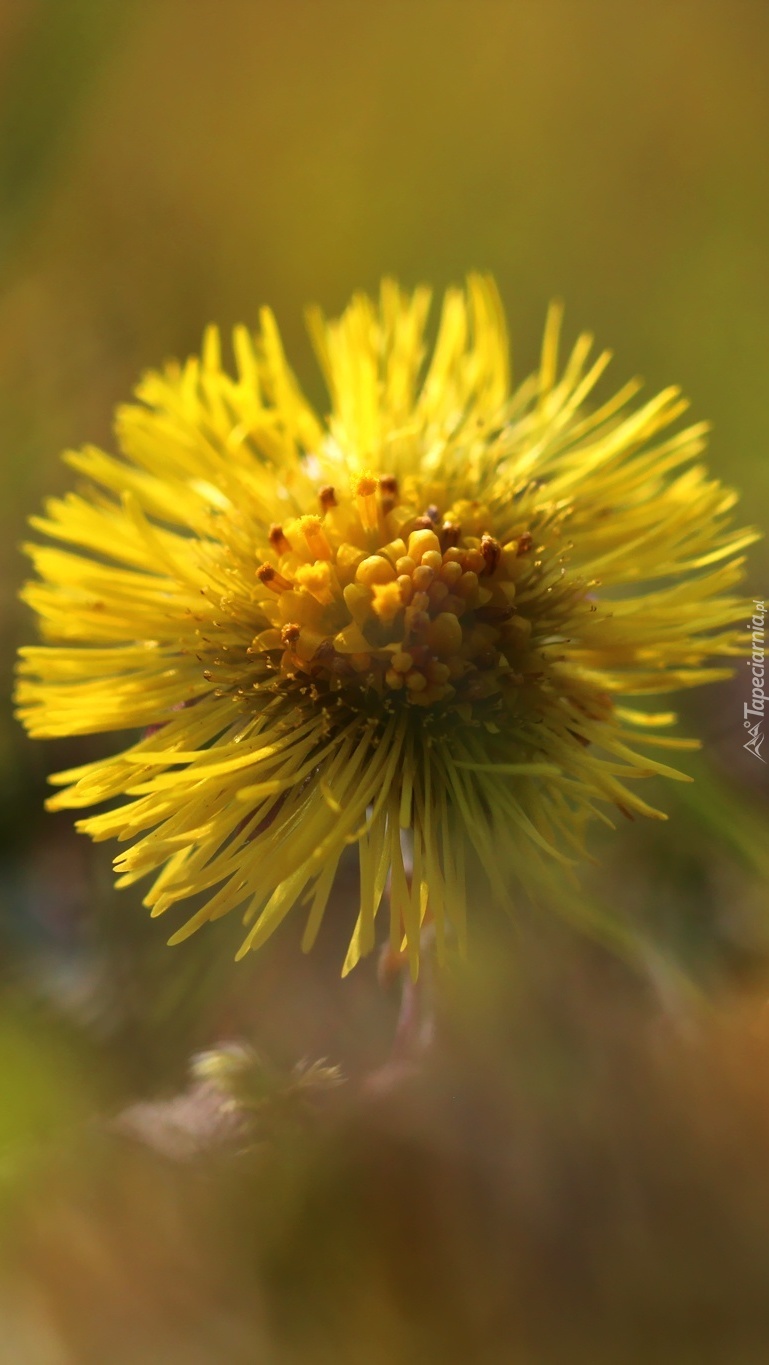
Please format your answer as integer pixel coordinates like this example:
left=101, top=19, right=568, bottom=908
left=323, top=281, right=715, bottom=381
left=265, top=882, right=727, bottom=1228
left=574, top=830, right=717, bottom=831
left=0, top=1, right=768, bottom=1360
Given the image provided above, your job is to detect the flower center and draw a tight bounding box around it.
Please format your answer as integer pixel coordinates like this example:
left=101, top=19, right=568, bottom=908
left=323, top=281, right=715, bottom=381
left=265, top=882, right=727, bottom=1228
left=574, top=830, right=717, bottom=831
left=253, top=474, right=535, bottom=713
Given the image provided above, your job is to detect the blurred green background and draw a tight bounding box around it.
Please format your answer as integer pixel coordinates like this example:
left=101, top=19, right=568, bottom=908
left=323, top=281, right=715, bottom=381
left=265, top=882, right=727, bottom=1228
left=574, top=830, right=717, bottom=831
left=0, top=2, right=768, bottom=1360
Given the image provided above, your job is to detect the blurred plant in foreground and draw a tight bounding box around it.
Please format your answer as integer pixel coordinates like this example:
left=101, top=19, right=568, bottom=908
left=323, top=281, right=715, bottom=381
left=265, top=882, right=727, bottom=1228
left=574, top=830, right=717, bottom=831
left=9, top=947, right=769, bottom=1365
left=114, top=1041, right=343, bottom=1161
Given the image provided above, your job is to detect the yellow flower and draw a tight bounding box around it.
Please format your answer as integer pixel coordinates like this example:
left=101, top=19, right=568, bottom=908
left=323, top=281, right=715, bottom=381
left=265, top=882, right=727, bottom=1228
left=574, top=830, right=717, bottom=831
left=16, top=278, right=757, bottom=976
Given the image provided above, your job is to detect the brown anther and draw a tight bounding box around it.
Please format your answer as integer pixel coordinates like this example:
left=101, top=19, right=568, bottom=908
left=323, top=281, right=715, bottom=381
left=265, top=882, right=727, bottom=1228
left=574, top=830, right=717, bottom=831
left=411, top=515, right=435, bottom=532
left=516, top=532, right=534, bottom=556
left=319, top=486, right=337, bottom=510
left=380, top=489, right=399, bottom=515
left=280, top=623, right=301, bottom=645
left=257, top=563, right=293, bottom=592
left=480, top=533, right=501, bottom=575
left=269, top=524, right=290, bottom=553
left=441, top=521, right=460, bottom=546
left=379, top=475, right=398, bottom=497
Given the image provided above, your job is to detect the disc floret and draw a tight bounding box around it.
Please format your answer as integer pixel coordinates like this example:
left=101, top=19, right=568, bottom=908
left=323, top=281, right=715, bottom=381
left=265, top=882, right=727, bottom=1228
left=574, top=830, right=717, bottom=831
left=254, top=472, right=538, bottom=715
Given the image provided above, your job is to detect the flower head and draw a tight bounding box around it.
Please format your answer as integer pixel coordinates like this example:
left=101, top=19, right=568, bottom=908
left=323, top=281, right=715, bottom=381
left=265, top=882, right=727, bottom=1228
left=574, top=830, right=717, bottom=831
left=16, top=278, right=756, bottom=975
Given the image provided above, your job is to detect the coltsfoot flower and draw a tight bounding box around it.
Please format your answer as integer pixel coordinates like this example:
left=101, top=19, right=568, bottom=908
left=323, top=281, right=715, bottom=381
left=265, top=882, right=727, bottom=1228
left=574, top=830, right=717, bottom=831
left=16, top=278, right=756, bottom=975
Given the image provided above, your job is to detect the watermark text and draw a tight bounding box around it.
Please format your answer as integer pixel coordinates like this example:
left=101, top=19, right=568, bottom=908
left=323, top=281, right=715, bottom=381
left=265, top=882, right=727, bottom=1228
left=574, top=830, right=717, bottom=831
left=744, top=599, right=766, bottom=762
